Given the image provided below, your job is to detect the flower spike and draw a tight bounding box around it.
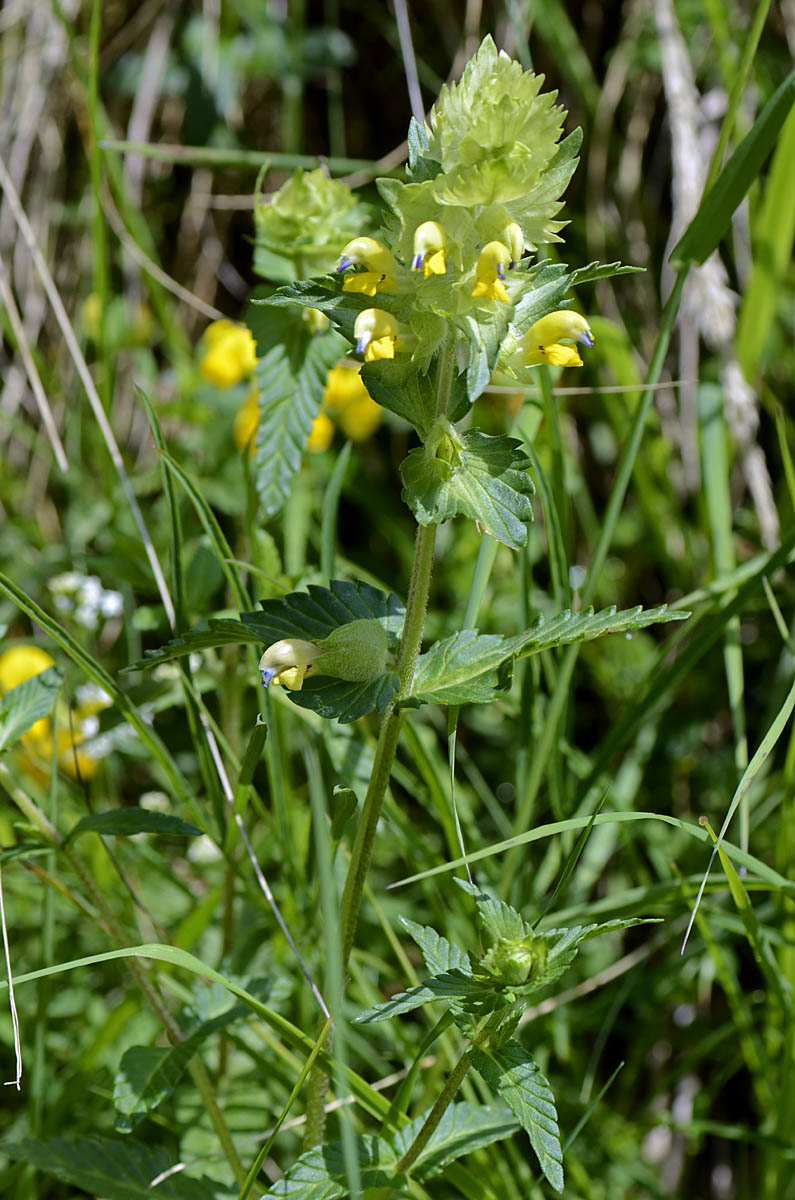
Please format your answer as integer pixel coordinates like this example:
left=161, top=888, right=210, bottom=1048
left=353, top=308, right=400, bottom=362
left=472, top=241, right=513, bottom=303
left=411, top=221, right=447, bottom=277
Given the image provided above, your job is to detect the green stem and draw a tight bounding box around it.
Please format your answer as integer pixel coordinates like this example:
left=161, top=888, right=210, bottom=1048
left=395, top=1049, right=473, bottom=1174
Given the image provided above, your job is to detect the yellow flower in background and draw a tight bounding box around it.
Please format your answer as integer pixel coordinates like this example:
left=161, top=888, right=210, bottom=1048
left=519, top=310, right=594, bottom=367
left=306, top=412, right=335, bottom=453
left=234, top=384, right=259, bottom=452
left=200, top=320, right=257, bottom=388
left=322, top=365, right=382, bottom=442
left=472, top=242, right=512, bottom=303
left=0, top=645, right=109, bottom=780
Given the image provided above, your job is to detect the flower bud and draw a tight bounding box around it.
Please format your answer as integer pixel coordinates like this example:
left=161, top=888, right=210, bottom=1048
left=314, top=619, right=388, bottom=681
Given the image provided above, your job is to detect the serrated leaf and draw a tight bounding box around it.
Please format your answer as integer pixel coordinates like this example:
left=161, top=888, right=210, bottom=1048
left=255, top=278, right=374, bottom=343
left=252, top=317, right=349, bottom=518
left=261, top=1136, right=401, bottom=1198
left=288, top=671, right=400, bottom=723
left=568, top=260, right=644, bottom=288
left=401, top=425, right=534, bottom=549
left=123, top=619, right=259, bottom=672
left=2, top=1136, right=220, bottom=1200
left=458, top=310, right=509, bottom=402
left=409, top=630, right=512, bottom=705
left=0, top=666, right=61, bottom=755
left=113, top=1039, right=200, bottom=1132
left=409, top=605, right=687, bottom=708
left=399, top=917, right=472, bottom=976
left=356, top=969, right=491, bottom=1023
left=505, top=604, right=689, bottom=659
left=455, top=881, right=530, bottom=942
left=66, top=809, right=202, bottom=842
left=393, top=1101, right=519, bottom=1180
left=360, top=359, right=437, bottom=437
left=471, top=1042, right=563, bottom=1193
left=240, top=579, right=404, bottom=644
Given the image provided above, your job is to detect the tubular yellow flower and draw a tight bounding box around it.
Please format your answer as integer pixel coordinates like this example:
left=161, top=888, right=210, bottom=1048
left=259, top=639, right=321, bottom=691
left=411, top=221, right=447, bottom=277
left=353, top=309, right=400, bottom=363
left=322, top=365, right=382, bottom=442
left=306, top=411, right=335, bottom=453
left=472, top=241, right=512, bottom=303
left=200, top=320, right=257, bottom=388
left=336, top=237, right=397, bottom=296
left=519, top=310, right=594, bottom=367
left=303, top=307, right=330, bottom=335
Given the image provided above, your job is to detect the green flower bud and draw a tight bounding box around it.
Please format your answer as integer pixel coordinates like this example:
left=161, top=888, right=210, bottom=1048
left=483, top=936, right=546, bottom=986
left=315, top=619, right=388, bottom=682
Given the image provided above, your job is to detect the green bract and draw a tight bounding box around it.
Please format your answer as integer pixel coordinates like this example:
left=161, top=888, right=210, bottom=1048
left=253, top=167, right=370, bottom=281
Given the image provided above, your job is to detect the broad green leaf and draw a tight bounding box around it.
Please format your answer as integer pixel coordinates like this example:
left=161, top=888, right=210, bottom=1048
left=288, top=671, right=400, bottom=723
left=505, top=604, right=689, bottom=659
left=65, top=809, right=202, bottom=842
left=409, top=605, right=687, bottom=707
left=361, top=359, right=437, bottom=437
left=123, top=619, right=260, bottom=672
left=2, top=1136, right=220, bottom=1200
left=261, top=1137, right=402, bottom=1198
left=401, top=423, right=534, bottom=549
left=250, top=308, right=349, bottom=518
left=409, top=630, right=512, bottom=706
left=0, top=665, right=61, bottom=755
left=393, top=1101, right=519, bottom=1180
left=458, top=308, right=509, bottom=401
left=670, top=67, right=795, bottom=268
left=399, top=917, right=472, bottom=976
left=355, top=969, right=492, bottom=1023
left=113, top=1040, right=200, bottom=1132
left=240, top=579, right=404, bottom=645
left=471, top=1042, right=563, bottom=1193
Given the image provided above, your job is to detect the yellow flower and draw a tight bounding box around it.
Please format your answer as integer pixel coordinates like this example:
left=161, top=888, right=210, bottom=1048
left=411, top=221, right=447, bottom=277
left=472, top=242, right=512, bottom=303
left=306, top=412, right=335, bottom=453
left=322, top=365, right=382, bottom=441
left=259, top=639, right=321, bottom=691
left=234, top=384, right=259, bottom=452
left=336, top=237, right=397, bottom=296
left=0, top=646, right=109, bottom=780
left=353, top=309, right=400, bottom=363
left=199, top=320, right=257, bottom=388
left=519, top=310, right=594, bottom=367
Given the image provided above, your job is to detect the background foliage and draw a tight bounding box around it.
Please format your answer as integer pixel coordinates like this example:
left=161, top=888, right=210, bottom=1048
left=1, top=1, right=794, bottom=1198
